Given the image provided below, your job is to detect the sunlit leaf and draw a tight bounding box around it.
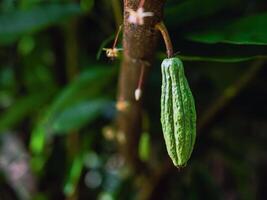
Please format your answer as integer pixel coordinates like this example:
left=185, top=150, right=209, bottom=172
left=138, top=132, right=150, bottom=162
left=30, top=123, right=46, bottom=155
left=64, top=153, right=83, bottom=196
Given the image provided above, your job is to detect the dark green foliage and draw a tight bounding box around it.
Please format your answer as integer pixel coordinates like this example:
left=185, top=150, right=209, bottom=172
left=0, top=4, right=82, bottom=45
left=0, top=0, right=267, bottom=199
left=188, top=12, right=267, bottom=45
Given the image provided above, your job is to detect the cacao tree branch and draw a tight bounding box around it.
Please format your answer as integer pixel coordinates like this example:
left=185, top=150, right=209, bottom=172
left=116, top=0, right=165, bottom=169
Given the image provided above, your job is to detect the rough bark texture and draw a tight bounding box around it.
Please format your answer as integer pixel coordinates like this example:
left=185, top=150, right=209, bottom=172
left=117, top=0, right=165, bottom=169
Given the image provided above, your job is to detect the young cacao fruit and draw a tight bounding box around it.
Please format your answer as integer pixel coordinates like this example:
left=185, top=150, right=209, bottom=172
left=160, top=57, right=196, bottom=167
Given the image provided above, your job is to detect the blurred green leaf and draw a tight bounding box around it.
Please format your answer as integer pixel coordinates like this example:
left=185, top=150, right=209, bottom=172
left=64, top=153, right=83, bottom=196
left=187, top=12, right=267, bottom=45
left=47, top=66, right=116, bottom=117
left=52, top=99, right=110, bottom=133
left=0, top=3, right=82, bottom=44
left=80, top=0, right=94, bottom=12
left=30, top=123, right=46, bottom=155
left=19, top=0, right=43, bottom=10
left=138, top=132, right=150, bottom=162
left=31, top=155, right=47, bottom=174
left=29, top=66, right=116, bottom=166
left=18, top=35, right=35, bottom=55
left=32, top=193, right=48, bottom=200
left=0, top=67, right=15, bottom=91
left=0, top=0, right=16, bottom=12
left=166, top=0, right=239, bottom=25
left=30, top=122, right=51, bottom=174
left=0, top=91, right=54, bottom=132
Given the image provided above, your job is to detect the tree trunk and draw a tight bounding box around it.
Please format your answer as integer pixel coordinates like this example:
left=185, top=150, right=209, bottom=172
left=117, top=0, right=165, bottom=170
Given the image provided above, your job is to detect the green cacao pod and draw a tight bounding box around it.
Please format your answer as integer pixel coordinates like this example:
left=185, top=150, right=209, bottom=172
left=160, top=57, right=196, bottom=167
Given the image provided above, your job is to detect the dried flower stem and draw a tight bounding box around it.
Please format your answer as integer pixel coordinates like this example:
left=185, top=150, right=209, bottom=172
left=113, top=25, right=123, bottom=49
left=155, top=21, right=173, bottom=58
left=135, top=63, right=145, bottom=100
left=103, top=25, right=123, bottom=59
left=137, top=64, right=145, bottom=91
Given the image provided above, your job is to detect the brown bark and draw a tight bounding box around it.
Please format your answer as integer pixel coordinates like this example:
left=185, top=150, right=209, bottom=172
left=117, top=0, right=165, bottom=169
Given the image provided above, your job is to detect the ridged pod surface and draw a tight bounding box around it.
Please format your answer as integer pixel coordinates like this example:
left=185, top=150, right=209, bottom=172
left=160, top=57, right=196, bottom=167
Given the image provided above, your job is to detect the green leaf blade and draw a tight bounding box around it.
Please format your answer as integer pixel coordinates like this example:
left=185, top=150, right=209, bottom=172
left=0, top=4, right=82, bottom=44
left=187, top=12, right=267, bottom=45
left=52, top=99, right=110, bottom=133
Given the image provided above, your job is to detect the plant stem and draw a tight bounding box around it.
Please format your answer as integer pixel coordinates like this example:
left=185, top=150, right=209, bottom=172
left=65, top=19, right=80, bottom=200
left=135, top=63, right=145, bottom=100
left=155, top=21, right=173, bottom=58
left=112, top=25, right=123, bottom=49
left=117, top=0, right=166, bottom=169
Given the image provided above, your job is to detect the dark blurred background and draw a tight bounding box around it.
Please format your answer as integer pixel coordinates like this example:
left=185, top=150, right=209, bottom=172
left=0, top=0, right=267, bottom=199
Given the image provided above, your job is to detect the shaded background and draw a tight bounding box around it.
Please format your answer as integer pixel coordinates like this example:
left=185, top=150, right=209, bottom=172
left=0, top=0, right=267, bottom=199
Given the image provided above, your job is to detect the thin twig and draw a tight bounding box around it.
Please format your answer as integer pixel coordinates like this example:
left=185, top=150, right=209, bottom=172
left=112, top=25, right=123, bottom=49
